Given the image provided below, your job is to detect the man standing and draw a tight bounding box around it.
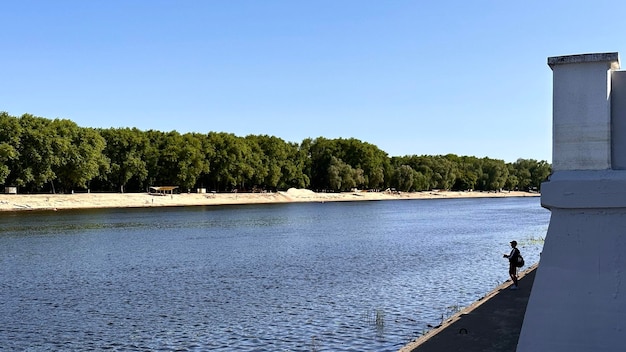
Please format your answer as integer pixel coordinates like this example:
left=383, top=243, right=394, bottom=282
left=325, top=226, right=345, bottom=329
left=504, top=240, right=521, bottom=290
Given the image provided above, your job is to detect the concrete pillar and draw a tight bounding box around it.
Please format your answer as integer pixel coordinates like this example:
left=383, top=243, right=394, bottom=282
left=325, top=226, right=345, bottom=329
left=549, top=53, right=619, bottom=170
left=517, top=53, right=626, bottom=351
left=611, top=70, right=626, bottom=169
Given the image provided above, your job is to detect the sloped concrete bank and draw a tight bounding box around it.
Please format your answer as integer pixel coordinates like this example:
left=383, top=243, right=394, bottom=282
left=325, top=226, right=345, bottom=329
left=399, top=264, right=537, bottom=352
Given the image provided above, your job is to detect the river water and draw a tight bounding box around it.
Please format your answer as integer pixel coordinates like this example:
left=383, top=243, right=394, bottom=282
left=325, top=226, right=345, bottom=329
left=0, top=197, right=549, bottom=351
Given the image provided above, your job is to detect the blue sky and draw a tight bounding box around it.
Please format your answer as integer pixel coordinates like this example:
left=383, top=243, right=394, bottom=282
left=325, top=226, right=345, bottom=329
left=2, top=1, right=624, bottom=163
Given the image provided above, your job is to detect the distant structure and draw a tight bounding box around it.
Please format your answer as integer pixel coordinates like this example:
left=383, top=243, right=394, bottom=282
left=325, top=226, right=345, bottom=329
left=517, top=52, right=626, bottom=351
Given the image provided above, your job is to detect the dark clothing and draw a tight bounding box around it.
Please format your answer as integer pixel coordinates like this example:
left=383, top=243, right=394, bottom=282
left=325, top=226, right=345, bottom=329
left=509, top=263, right=518, bottom=277
left=507, top=247, right=520, bottom=287
left=508, top=248, right=520, bottom=267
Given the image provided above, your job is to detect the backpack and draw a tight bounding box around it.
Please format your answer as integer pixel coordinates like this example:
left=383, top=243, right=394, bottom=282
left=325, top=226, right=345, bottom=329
left=516, top=254, right=525, bottom=268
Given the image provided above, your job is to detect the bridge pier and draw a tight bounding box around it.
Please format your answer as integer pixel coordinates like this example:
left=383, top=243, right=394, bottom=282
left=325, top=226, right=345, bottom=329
left=517, top=53, right=626, bottom=351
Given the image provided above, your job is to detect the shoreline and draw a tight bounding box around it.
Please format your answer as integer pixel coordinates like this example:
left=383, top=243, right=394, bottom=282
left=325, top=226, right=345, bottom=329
left=0, top=189, right=540, bottom=212
left=399, top=264, right=538, bottom=352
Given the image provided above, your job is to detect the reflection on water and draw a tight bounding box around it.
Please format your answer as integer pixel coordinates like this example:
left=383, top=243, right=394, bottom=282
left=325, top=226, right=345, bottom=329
left=0, top=198, right=549, bottom=351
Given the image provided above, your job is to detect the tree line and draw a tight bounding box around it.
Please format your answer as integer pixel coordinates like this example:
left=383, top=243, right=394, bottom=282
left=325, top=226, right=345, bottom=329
left=0, top=112, right=551, bottom=194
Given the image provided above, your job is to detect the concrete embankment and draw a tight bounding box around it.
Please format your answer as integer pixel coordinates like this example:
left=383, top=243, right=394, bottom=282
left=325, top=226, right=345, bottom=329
left=399, top=265, right=537, bottom=352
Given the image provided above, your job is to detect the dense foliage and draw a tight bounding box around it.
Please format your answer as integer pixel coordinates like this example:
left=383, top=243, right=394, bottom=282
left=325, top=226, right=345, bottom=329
left=0, top=112, right=551, bottom=194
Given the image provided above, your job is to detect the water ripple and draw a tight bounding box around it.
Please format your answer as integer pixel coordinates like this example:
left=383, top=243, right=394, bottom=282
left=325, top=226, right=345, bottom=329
left=0, top=198, right=548, bottom=351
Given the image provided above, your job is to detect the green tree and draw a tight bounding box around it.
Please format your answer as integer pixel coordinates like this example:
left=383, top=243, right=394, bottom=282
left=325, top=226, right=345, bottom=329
left=280, top=141, right=309, bottom=189
left=307, top=137, right=389, bottom=191
left=308, top=137, right=339, bottom=190
left=510, top=158, right=551, bottom=191
left=530, top=160, right=551, bottom=190
left=246, top=135, right=302, bottom=191
left=176, top=133, right=210, bottom=190
left=243, top=135, right=270, bottom=190
left=504, top=164, right=520, bottom=191
left=429, top=156, right=457, bottom=190
left=334, top=138, right=390, bottom=189
left=12, top=114, right=60, bottom=192
left=154, top=131, right=209, bottom=190
left=328, top=156, right=342, bottom=191
left=205, top=132, right=253, bottom=191
left=0, top=111, right=554, bottom=194
left=51, top=121, right=108, bottom=192
left=477, top=158, right=508, bottom=191
left=99, top=127, right=150, bottom=193
left=338, top=160, right=358, bottom=191
left=326, top=156, right=363, bottom=191
left=0, top=112, right=21, bottom=185
left=450, top=155, right=479, bottom=191
left=413, top=170, right=429, bottom=191
left=143, top=130, right=166, bottom=189
left=393, top=165, right=416, bottom=192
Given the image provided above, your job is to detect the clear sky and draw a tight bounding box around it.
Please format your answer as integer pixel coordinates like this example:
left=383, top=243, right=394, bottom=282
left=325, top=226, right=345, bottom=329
left=3, top=1, right=625, bottom=163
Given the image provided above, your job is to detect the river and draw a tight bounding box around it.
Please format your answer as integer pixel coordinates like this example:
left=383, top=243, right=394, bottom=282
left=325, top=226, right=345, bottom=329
left=0, top=197, right=549, bottom=351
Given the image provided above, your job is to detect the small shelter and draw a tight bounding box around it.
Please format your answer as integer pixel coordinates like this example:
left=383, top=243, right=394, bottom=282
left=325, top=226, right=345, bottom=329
left=149, top=186, right=178, bottom=196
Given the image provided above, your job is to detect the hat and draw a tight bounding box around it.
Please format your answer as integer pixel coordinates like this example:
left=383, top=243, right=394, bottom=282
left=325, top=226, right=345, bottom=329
left=510, top=240, right=517, bottom=245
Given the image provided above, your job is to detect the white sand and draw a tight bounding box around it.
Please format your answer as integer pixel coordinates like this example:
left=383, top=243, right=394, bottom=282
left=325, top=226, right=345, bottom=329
left=0, top=189, right=539, bottom=212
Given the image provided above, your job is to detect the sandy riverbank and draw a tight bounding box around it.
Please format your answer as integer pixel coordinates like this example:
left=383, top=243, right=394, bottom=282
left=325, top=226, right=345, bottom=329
left=0, top=189, right=539, bottom=212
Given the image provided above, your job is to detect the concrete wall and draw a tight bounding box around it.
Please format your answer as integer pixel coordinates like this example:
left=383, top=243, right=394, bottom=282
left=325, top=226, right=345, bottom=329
left=611, top=70, right=626, bottom=169
left=517, top=53, right=626, bottom=351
